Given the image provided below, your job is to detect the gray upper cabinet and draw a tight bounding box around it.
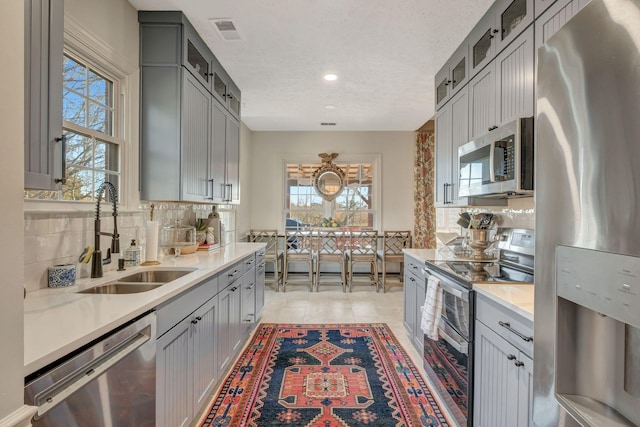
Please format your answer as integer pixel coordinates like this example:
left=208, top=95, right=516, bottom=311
left=435, top=87, right=470, bottom=206
left=495, top=25, right=534, bottom=127
left=468, top=0, right=533, bottom=80
left=435, top=44, right=469, bottom=111
left=534, top=0, right=589, bottom=18
left=493, top=0, right=535, bottom=54
left=210, top=101, right=240, bottom=204
left=139, top=11, right=241, bottom=203
left=24, top=0, right=64, bottom=190
left=535, top=0, right=589, bottom=50
left=211, top=61, right=242, bottom=120
left=468, top=62, right=496, bottom=141
left=468, top=9, right=499, bottom=79
left=181, top=71, right=212, bottom=202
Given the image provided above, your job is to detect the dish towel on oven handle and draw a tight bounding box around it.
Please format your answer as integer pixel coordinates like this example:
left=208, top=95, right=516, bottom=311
left=421, top=275, right=443, bottom=340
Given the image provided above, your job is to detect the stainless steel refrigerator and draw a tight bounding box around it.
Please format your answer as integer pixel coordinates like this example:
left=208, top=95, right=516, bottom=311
left=535, top=0, right=640, bottom=426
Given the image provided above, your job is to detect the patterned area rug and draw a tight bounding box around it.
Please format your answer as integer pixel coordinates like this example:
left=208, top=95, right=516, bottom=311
left=199, top=323, right=451, bottom=426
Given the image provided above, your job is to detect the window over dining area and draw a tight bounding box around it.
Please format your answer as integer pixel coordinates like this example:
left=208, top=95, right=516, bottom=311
left=284, top=161, right=376, bottom=229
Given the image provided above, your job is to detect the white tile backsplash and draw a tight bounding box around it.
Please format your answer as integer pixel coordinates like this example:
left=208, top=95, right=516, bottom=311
left=436, top=197, right=535, bottom=235
left=25, top=204, right=237, bottom=291
left=24, top=211, right=146, bottom=290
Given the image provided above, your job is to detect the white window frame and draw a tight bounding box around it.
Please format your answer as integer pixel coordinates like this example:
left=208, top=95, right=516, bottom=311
left=282, top=153, right=382, bottom=230
left=24, top=15, right=137, bottom=212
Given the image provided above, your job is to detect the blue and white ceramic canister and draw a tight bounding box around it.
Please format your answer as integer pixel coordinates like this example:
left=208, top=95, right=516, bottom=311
left=48, top=264, right=77, bottom=288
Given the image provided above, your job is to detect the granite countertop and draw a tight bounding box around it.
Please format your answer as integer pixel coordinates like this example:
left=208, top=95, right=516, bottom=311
left=473, top=283, right=534, bottom=322
left=23, top=242, right=265, bottom=376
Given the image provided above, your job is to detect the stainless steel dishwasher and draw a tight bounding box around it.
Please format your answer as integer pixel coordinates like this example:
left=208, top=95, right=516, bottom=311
left=25, top=312, right=156, bottom=427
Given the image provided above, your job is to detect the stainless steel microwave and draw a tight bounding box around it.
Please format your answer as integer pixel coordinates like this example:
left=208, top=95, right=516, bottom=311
left=457, top=117, right=534, bottom=198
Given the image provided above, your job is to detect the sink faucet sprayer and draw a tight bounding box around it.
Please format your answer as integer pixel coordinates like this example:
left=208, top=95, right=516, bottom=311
left=91, top=182, right=120, bottom=278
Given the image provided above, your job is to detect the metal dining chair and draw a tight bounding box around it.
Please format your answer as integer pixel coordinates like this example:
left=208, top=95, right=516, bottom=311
left=346, top=230, right=379, bottom=292
left=377, top=230, right=412, bottom=293
left=249, top=229, right=283, bottom=291
left=314, top=230, right=347, bottom=292
left=282, top=230, right=314, bottom=292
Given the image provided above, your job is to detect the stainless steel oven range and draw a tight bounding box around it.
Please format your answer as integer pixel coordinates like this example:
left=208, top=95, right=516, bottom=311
left=422, top=228, right=534, bottom=426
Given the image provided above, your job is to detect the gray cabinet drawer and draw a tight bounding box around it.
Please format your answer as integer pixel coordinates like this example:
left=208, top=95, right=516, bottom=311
left=476, top=293, right=534, bottom=357
left=157, top=275, right=218, bottom=337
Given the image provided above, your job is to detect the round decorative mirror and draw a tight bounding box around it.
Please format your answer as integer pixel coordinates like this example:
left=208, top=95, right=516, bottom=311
left=313, top=153, right=346, bottom=202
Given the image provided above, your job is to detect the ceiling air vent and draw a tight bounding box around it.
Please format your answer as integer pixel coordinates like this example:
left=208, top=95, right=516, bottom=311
left=210, top=19, right=242, bottom=41
left=320, top=122, right=336, bottom=126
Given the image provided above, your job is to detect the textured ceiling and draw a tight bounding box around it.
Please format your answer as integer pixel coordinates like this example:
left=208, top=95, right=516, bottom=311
left=127, top=0, right=494, bottom=131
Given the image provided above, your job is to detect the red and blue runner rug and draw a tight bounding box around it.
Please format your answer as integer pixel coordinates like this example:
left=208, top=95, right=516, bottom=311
left=199, top=323, right=451, bottom=426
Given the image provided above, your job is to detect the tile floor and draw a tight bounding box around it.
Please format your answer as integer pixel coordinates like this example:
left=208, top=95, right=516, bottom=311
left=197, top=282, right=456, bottom=425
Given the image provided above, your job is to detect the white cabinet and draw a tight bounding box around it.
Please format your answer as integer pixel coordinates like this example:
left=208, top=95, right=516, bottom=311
left=24, top=0, right=64, bottom=190
left=435, top=87, right=470, bottom=206
left=156, top=277, right=219, bottom=427
left=474, top=293, right=534, bottom=427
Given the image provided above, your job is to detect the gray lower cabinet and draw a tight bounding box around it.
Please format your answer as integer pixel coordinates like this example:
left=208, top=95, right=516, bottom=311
left=156, top=251, right=263, bottom=427
left=474, top=293, right=534, bottom=427
left=24, top=0, right=64, bottom=190
left=403, top=255, right=427, bottom=352
left=156, top=276, right=219, bottom=427
left=255, top=253, right=266, bottom=319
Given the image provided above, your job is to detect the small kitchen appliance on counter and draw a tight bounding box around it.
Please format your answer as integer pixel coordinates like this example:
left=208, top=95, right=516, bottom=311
left=422, top=228, right=534, bottom=426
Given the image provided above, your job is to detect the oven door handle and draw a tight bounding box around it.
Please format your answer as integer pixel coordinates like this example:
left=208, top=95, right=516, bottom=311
left=439, top=325, right=468, bottom=355
left=422, top=268, right=466, bottom=299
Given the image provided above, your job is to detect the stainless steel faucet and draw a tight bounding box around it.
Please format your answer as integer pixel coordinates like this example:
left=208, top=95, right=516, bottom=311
left=91, top=182, right=120, bottom=278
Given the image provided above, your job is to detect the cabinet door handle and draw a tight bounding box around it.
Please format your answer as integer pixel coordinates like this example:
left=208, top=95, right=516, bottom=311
left=498, top=321, right=533, bottom=342
left=245, top=259, right=255, bottom=265
left=515, top=360, right=524, bottom=367
left=488, top=125, right=498, bottom=131
left=409, top=277, right=416, bottom=282
left=54, top=135, right=67, bottom=184
left=507, top=354, right=516, bottom=360
left=444, top=79, right=452, bottom=86
left=206, top=179, right=214, bottom=200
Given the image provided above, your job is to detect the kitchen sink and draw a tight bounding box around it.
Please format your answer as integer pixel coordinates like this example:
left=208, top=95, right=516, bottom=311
left=117, top=269, right=194, bottom=283
left=78, top=283, right=163, bottom=294
left=78, top=269, right=196, bottom=294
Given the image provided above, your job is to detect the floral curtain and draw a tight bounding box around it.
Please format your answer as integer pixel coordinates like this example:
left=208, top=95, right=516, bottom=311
left=413, top=129, right=436, bottom=248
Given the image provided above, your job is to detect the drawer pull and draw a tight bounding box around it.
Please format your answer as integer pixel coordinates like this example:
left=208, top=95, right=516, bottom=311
left=507, top=354, right=516, bottom=360
left=515, top=360, right=525, bottom=368
left=498, top=321, right=533, bottom=342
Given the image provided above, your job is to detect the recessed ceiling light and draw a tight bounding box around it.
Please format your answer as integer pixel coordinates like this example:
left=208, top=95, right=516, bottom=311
left=323, top=74, right=337, bottom=81
left=325, top=104, right=337, bottom=110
